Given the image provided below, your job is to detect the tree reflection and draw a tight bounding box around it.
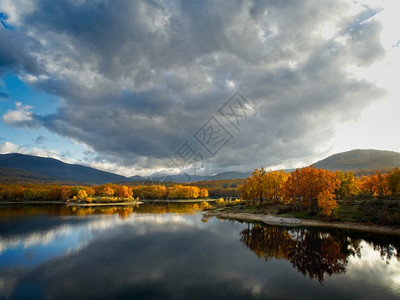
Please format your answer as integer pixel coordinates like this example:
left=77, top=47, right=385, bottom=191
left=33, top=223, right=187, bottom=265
left=344, top=231, right=400, bottom=262
left=240, top=224, right=362, bottom=282
left=0, top=202, right=207, bottom=219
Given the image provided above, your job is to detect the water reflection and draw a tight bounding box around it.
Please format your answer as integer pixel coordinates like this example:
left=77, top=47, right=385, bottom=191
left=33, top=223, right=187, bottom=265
left=0, top=204, right=203, bottom=268
left=1, top=205, right=400, bottom=299
left=0, top=202, right=205, bottom=220
left=240, top=223, right=400, bottom=283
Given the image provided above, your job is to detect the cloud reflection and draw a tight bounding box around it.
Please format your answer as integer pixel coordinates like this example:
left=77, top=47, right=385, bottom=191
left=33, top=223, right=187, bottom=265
left=0, top=210, right=399, bottom=299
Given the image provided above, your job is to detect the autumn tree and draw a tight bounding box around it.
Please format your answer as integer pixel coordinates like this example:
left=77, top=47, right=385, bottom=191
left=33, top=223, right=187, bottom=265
left=77, top=189, right=88, bottom=200
left=317, top=190, right=337, bottom=216
left=282, top=166, right=340, bottom=215
left=167, top=185, right=201, bottom=199
left=84, top=187, right=95, bottom=197
left=238, top=175, right=259, bottom=201
left=61, top=187, right=72, bottom=201
left=239, top=168, right=288, bottom=202
left=263, top=170, right=289, bottom=202
left=103, top=186, right=115, bottom=196
left=199, top=188, right=209, bottom=198
left=387, top=168, right=400, bottom=196
left=117, top=185, right=133, bottom=198
left=336, top=171, right=358, bottom=199
left=355, top=176, right=375, bottom=196
left=370, top=171, right=390, bottom=197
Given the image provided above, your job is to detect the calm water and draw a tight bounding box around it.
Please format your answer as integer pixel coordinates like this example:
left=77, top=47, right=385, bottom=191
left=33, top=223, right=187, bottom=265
left=0, top=204, right=400, bottom=299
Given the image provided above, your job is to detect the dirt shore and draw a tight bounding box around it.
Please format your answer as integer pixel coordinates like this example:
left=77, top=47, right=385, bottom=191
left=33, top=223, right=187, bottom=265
left=202, top=210, right=400, bottom=236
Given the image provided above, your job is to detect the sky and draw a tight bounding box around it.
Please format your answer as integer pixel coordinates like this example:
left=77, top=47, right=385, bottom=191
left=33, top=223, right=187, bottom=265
left=0, top=0, right=399, bottom=177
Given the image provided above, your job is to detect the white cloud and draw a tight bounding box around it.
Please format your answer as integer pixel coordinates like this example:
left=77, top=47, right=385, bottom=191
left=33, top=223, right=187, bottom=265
left=0, top=141, right=24, bottom=153
left=0, top=141, right=67, bottom=162
left=0, top=0, right=37, bottom=26
left=2, top=102, right=39, bottom=128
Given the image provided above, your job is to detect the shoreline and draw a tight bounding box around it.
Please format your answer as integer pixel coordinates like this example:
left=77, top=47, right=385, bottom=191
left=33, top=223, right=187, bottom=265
left=0, top=199, right=212, bottom=206
left=67, top=201, right=142, bottom=207
left=0, top=201, right=142, bottom=207
left=202, top=210, right=400, bottom=236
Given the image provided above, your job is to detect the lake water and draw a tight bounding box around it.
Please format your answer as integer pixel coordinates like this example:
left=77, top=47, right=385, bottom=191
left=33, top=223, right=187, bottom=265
left=0, top=204, right=400, bottom=299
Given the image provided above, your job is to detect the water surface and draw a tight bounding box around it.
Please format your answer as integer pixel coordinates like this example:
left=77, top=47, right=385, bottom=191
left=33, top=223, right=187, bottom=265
left=0, top=204, right=399, bottom=299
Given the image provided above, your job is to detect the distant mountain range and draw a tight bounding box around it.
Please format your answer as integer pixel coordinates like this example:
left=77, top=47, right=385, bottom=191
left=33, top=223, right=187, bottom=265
left=1, top=149, right=399, bottom=184
left=0, top=153, right=128, bottom=184
left=137, top=171, right=253, bottom=183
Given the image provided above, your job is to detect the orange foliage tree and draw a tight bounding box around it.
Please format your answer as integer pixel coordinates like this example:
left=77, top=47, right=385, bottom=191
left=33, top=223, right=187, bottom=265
left=282, top=166, right=340, bottom=215
left=84, top=187, right=95, bottom=197
left=61, top=187, right=72, bottom=201
left=117, top=185, right=133, bottom=198
left=355, top=176, right=375, bottom=196
left=355, top=171, right=390, bottom=197
left=370, top=171, right=390, bottom=197
left=102, top=186, right=115, bottom=196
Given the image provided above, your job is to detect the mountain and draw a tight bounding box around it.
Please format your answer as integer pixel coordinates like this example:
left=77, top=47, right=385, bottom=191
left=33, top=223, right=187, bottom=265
left=2, top=149, right=399, bottom=184
left=313, top=149, right=400, bottom=171
left=209, top=171, right=252, bottom=180
left=0, top=167, right=53, bottom=183
left=130, top=171, right=252, bottom=183
left=0, top=153, right=129, bottom=184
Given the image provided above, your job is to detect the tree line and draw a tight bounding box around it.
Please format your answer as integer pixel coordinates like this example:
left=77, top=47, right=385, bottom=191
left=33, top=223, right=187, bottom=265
left=239, top=167, right=400, bottom=216
left=0, top=183, right=209, bottom=202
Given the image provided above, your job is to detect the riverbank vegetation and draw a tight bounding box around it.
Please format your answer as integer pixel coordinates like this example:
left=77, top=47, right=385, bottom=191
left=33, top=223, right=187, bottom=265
left=0, top=183, right=209, bottom=203
left=231, top=166, right=400, bottom=225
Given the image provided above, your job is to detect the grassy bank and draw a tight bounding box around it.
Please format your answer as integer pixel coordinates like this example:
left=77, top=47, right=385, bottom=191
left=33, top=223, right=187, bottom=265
left=206, top=196, right=400, bottom=226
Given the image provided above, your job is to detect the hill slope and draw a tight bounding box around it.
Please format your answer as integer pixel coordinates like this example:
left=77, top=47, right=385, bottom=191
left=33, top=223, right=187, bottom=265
left=313, top=149, right=400, bottom=171
left=0, top=153, right=129, bottom=184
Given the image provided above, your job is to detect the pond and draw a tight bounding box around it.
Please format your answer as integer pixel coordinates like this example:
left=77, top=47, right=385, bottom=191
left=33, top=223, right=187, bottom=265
left=0, top=204, right=399, bottom=299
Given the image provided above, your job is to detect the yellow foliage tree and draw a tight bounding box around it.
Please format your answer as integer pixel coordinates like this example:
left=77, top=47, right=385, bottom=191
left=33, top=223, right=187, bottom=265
left=336, top=171, right=358, bottom=199
left=199, top=188, right=209, bottom=198
left=239, top=168, right=288, bottom=202
left=167, top=185, right=201, bottom=199
left=77, top=189, right=88, bottom=200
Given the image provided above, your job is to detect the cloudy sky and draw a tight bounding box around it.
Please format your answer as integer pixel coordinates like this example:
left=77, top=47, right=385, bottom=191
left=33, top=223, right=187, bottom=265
left=0, top=0, right=399, bottom=177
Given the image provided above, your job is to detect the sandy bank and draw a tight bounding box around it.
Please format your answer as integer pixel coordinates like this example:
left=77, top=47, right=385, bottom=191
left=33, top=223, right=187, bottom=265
left=202, top=210, right=400, bottom=236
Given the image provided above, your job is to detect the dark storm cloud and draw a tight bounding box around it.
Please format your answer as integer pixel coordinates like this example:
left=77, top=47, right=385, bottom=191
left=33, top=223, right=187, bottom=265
left=0, top=0, right=386, bottom=174
left=0, top=26, right=39, bottom=75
